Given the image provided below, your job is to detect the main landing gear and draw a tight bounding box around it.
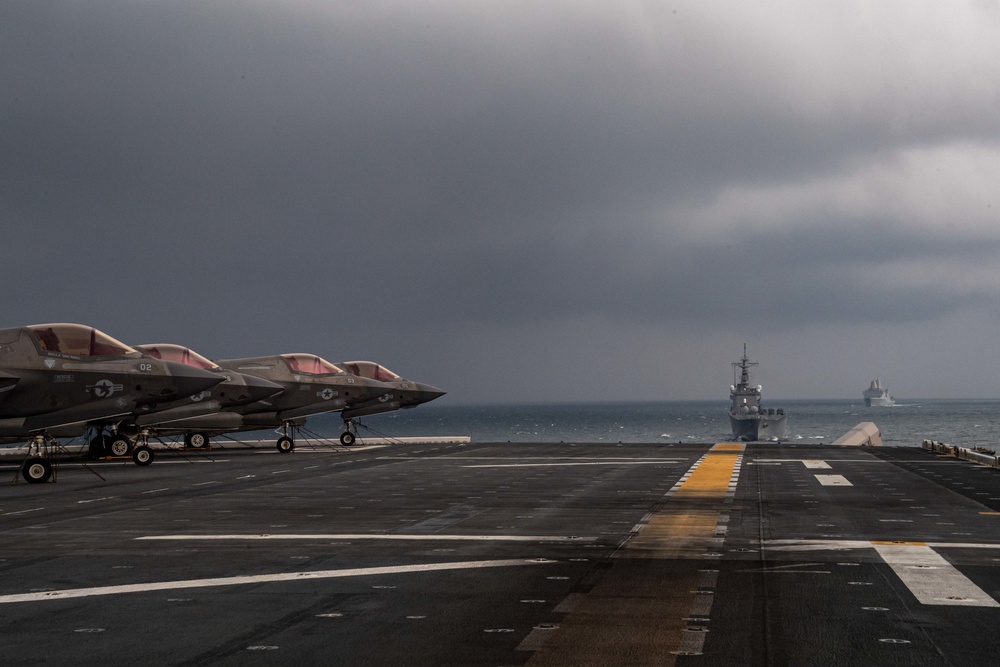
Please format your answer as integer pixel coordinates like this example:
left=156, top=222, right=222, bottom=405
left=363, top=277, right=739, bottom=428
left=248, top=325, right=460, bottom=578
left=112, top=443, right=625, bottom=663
left=184, top=432, right=210, bottom=449
left=88, top=429, right=132, bottom=458
left=86, top=427, right=155, bottom=466
left=107, top=434, right=133, bottom=457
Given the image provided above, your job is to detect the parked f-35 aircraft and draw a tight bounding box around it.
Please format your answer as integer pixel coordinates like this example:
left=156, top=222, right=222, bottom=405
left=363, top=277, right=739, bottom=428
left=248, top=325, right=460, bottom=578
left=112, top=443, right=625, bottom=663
left=133, top=350, right=392, bottom=452
left=337, top=361, right=445, bottom=445
left=0, top=323, right=225, bottom=482
left=84, top=343, right=285, bottom=456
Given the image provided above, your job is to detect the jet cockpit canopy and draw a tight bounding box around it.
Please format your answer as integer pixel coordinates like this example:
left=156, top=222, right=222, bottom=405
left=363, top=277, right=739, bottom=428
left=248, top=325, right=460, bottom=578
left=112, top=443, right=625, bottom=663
left=141, top=344, right=221, bottom=370
left=341, top=361, right=401, bottom=382
left=280, top=354, right=346, bottom=376
left=27, top=323, right=141, bottom=358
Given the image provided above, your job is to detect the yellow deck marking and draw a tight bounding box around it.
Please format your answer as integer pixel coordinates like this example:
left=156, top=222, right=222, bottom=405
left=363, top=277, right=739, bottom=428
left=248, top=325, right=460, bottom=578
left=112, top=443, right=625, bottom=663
left=538, top=443, right=744, bottom=665
left=626, top=444, right=743, bottom=553
left=673, top=456, right=738, bottom=498
left=626, top=511, right=721, bottom=558
left=871, top=540, right=927, bottom=546
left=980, top=512, right=1000, bottom=516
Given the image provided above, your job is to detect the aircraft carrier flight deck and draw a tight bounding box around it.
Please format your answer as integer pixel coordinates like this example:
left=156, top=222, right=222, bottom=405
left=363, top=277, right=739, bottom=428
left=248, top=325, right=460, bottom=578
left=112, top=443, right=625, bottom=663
left=3, top=440, right=1000, bottom=666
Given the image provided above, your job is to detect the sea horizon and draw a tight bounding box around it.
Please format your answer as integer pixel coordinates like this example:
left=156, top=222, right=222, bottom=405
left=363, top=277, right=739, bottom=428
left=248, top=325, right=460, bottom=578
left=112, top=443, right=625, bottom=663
left=305, top=398, right=1000, bottom=449
left=5, top=398, right=998, bottom=451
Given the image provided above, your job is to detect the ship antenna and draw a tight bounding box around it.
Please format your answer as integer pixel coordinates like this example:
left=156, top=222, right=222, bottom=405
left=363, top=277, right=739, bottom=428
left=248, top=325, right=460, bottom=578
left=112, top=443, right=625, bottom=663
left=732, top=343, right=757, bottom=387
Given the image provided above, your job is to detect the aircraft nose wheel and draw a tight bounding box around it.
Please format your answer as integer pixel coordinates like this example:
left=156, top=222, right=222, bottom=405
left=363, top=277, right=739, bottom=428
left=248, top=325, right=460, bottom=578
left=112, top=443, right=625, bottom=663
left=21, top=457, right=53, bottom=484
left=339, top=431, right=356, bottom=446
left=276, top=436, right=294, bottom=453
left=132, top=445, right=154, bottom=466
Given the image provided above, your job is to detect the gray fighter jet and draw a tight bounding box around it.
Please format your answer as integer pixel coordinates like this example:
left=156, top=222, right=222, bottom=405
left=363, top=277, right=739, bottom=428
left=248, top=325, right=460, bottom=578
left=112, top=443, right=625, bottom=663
left=84, top=344, right=286, bottom=455
left=133, top=351, right=391, bottom=452
left=0, top=323, right=224, bottom=482
left=336, top=361, right=445, bottom=445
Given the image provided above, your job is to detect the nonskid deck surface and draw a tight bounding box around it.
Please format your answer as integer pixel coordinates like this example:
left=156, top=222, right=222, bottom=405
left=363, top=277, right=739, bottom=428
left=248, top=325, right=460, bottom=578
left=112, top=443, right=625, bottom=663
left=2, top=441, right=1000, bottom=665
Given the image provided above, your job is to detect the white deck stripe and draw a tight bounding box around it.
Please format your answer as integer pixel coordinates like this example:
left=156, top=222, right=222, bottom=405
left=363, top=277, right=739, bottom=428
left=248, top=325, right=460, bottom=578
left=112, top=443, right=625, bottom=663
left=815, top=474, right=852, bottom=486
left=768, top=539, right=1000, bottom=551
left=2, top=507, right=44, bottom=516
left=803, top=460, right=831, bottom=469
left=0, top=559, right=551, bottom=605
left=462, top=461, right=685, bottom=468
left=136, top=533, right=594, bottom=542
left=873, top=544, right=1000, bottom=607
left=753, top=459, right=888, bottom=464
left=929, top=542, right=1000, bottom=549
left=766, top=539, right=1000, bottom=607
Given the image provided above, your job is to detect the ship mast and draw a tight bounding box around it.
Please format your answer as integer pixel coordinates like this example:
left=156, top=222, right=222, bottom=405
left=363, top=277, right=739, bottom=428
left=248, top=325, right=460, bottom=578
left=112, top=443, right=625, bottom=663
left=732, top=343, right=758, bottom=388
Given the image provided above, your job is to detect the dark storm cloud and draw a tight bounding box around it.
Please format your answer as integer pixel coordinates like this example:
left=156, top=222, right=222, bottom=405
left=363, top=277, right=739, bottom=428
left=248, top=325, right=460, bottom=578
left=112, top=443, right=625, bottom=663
left=415, top=216, right=1000, bottom=328
left=3, top=1, right=1000, bottom=401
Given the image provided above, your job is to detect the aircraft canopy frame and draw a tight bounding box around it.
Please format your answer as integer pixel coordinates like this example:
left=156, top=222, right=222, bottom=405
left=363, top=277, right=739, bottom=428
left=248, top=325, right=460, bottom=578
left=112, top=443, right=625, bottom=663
left=140, top=344, right=220, bottom=370
left=27, top=324, right=141, bottom=358
left=342, top=361, right=401, bottom=382
left=280, top=354, right=346, bottom=376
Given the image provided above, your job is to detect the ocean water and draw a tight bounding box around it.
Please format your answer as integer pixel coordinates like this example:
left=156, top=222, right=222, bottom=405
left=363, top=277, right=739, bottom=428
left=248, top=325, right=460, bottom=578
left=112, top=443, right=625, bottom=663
left=307, top=399, right=1000, bottom=448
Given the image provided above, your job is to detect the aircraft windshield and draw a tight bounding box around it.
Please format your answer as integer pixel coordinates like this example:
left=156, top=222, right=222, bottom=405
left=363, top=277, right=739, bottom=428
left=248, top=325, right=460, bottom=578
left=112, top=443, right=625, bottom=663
left=140, top=344, right=220, bottom=370
left=342, top=361, right=401, bottom=382
left=281, top=354, right=346, bottom=376
left=28, top=323, right=140, bottom=357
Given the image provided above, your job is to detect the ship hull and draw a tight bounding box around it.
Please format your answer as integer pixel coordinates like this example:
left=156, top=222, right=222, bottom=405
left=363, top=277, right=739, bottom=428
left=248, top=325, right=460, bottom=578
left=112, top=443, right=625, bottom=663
left=864, top=396, right=895, bottom=407
left=729, top=413, right=787, bottom=441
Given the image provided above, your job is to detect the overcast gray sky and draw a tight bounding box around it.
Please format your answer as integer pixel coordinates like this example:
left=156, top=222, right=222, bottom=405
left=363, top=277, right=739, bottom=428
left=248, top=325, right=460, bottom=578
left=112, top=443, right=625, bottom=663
left=3, top=1, right=1000, bottom=403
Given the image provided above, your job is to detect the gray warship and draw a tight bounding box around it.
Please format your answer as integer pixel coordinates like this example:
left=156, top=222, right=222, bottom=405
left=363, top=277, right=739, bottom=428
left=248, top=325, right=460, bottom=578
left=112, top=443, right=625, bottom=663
left=863, top=377, right=895, bottom=406
left=728, top=344, right=787, bottom=441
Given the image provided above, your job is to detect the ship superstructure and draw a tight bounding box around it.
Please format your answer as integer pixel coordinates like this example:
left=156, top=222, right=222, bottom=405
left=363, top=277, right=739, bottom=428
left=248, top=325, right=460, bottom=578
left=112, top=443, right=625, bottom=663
left=863, top=378, right=895, bottom=406
left=728, top=344, right=787, bottom=441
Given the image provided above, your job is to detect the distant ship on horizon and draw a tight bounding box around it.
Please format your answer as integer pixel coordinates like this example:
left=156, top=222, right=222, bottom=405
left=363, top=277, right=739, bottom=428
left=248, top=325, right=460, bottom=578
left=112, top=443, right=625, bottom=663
left=728, top=345, right=787, bottom=441
left=863, top=378, right=895, bottom=407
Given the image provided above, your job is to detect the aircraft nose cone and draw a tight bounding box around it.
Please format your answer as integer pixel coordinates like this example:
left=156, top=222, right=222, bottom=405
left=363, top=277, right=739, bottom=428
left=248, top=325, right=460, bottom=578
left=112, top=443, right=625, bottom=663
left=242, top=373, right=285, bottom=403
left=414, top=383, right=446, bottom=405
left=165, top=361, right=225, bottom=399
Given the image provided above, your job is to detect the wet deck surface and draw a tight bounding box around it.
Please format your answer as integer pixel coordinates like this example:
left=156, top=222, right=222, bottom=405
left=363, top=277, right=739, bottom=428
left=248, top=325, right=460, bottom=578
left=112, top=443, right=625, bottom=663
left=2, top=441, right=1000, bottom=665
